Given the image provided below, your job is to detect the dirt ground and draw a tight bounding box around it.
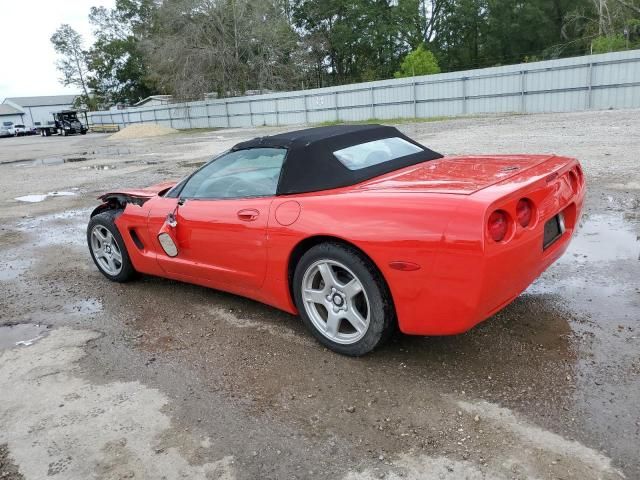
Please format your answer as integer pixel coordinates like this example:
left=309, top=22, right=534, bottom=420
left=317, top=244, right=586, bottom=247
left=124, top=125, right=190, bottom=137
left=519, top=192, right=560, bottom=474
left=0, top=110, right=638, bottom=480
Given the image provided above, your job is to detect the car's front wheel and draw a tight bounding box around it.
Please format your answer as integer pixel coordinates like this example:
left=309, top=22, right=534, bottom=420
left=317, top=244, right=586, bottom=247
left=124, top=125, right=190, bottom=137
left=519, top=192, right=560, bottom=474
left=87, top=211, right=136, bottom=282
left=293, top=243, right=395, bottom=356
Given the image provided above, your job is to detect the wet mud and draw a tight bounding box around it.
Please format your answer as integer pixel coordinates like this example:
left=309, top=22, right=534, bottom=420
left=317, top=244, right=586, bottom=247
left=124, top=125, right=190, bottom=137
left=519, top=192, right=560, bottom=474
left=0, top=111, right=638, bottom=479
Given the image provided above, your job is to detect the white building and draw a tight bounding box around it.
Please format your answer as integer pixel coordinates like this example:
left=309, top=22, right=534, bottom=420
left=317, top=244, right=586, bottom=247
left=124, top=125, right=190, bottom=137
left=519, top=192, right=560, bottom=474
left=2, top=95, right=78, bottom=127
left=132, top=95, right=173, bottom=108
left=0, top=104, right=25, bottom=127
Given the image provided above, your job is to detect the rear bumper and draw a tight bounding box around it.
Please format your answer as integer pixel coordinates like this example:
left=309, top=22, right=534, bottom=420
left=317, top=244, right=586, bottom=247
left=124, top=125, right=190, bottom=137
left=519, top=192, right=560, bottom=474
left=392, top=160, right=585, bottom=336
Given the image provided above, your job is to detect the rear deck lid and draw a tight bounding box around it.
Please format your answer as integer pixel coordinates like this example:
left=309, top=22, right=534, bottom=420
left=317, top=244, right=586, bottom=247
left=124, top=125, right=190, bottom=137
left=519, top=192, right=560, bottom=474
left=357, top=155, right=555, bottom=195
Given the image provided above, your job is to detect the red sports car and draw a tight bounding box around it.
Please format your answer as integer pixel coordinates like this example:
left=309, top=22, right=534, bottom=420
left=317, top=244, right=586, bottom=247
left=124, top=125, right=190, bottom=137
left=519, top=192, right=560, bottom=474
left=87, top=125, right=585, bottom=355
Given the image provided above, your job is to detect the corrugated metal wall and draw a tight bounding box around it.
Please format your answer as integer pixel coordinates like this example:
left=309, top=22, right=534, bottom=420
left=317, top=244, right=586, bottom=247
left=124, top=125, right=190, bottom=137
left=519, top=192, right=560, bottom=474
left=88, top=49, right=640, bottom=129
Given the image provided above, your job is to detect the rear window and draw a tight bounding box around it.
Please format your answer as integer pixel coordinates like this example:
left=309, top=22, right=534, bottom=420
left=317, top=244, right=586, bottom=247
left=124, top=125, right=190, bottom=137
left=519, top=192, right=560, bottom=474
left=333, top=137, right=424, bottom=170
left=15, top=125, right=24, bottom=128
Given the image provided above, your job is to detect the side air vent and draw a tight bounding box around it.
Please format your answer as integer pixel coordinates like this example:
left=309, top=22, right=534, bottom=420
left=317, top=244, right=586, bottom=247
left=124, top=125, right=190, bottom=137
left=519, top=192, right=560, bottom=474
left=129, top=229, right=144, bottom=250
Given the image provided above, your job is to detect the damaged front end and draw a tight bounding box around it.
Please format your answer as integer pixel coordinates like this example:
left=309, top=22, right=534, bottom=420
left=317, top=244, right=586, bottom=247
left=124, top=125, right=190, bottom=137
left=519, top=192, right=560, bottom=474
left=90, top=181, right=176, bottom=217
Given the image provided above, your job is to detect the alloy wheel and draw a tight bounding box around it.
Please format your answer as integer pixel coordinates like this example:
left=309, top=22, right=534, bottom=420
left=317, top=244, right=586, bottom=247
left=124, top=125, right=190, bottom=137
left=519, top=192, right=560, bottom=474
left=301, top=259, right=370, bottom=345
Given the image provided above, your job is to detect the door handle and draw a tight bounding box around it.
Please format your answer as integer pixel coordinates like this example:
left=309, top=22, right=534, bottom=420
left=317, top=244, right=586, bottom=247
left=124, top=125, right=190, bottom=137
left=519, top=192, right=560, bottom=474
left=237, top=209, right=259, bottom=221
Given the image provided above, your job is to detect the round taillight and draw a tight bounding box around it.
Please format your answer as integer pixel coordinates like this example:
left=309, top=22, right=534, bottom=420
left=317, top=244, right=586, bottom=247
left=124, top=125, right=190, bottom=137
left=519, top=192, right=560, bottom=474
left=516, top=198, right=533, bottom=227
left=488, top=210, right=509, bottom=242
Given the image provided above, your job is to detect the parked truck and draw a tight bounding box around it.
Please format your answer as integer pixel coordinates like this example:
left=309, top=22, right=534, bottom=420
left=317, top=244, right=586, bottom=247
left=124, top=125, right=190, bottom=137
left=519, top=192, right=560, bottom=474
left=38, top=110, right=88, bottom=137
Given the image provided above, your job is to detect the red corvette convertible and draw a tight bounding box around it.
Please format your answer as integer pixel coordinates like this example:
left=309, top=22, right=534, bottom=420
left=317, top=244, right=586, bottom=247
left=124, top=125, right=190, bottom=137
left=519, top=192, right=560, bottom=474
left=87, top=125, right=585, bottom=355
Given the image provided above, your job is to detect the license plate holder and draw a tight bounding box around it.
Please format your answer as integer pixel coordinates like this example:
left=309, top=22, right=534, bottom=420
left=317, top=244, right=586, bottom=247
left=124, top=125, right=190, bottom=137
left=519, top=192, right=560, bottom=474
left=543, top=213, right=565, bottom=250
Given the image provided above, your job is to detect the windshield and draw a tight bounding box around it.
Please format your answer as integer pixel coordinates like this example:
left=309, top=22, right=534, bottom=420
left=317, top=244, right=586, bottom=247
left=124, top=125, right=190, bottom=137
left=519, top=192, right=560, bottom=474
left=333, top=137, right=424, bottom=170
left=61, top=113, right=78, bottom=121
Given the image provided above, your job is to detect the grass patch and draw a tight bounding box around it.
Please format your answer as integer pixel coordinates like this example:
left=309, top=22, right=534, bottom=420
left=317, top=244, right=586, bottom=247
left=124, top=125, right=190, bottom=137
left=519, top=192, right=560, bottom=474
left=175, top=127, right=223, bottom=134
left=314, top=116, right=468, bottom=127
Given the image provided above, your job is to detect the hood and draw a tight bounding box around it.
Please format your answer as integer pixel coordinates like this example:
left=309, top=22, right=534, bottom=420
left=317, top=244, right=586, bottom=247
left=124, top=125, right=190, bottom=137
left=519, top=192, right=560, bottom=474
left=357, top=155, right=556, bottom=195
left=98, top=181, right=177, bottom=202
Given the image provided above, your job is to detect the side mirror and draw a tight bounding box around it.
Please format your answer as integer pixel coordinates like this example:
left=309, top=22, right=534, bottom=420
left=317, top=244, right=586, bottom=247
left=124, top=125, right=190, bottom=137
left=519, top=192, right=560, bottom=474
left=157, top=215, right=178, bottom=257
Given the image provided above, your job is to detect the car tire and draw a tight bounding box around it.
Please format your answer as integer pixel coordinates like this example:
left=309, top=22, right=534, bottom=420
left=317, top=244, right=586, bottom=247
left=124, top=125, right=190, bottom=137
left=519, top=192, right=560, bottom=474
left=87, top=210, right=136, bottom=283
left=293, top=242, right=395, bottom=356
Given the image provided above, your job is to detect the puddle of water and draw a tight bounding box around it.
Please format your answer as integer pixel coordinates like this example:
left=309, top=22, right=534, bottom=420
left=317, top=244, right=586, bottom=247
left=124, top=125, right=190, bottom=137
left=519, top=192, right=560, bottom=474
left=558, top=213, right=639, bottom=264
left=0, top=257, right=32, bottom=281
left=49, top=191, right=76, bottom=197
left=0, top=324, right=50, bottom=350
left=17, top=208, right=90, bottom=247
left=21, top=156, right=90, bottom=167
left=65, top=299, right=103, bottom=316
left=14, top=191, right=77, bottom=203
left=179, top=161, right=206, bottom=168
left=14, top=194, right=48, bottom=203
left=81, top=164, right=117, bottom=171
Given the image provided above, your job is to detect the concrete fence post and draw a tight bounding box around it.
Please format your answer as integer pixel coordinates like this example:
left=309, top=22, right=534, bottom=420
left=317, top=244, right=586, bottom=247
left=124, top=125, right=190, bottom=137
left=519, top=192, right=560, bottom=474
left=413, top=77, right=418, bottom=118
left=249, top=100, right=253, bottom=127
left=520, top=70, right=527, bottom=113
left=334, top=91, right=339, bottom=121
left=168, top=107, right=173, bottom=129
left=224, top=101, right=230, bottom=128
left=587, top=62, right=594, bottom=109
left=370, top=86, right=375, bottom=119
left=462, top=77, right=468, bottom=115
left=303, top=95, right=308, bottom=124
left=275, top=98, right=279, bottom=126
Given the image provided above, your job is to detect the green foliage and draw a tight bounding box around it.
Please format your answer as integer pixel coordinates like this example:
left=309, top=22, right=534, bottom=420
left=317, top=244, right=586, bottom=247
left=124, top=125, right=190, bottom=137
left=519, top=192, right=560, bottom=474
left=50, top=0, right=640, bottom=108
left=394, top=45, right=441, bottom=78
left=50, top=24, right=91, bottom=101
left=591, top=35, right=631, bottom=53
left=87, top=0, right=157, bottom=106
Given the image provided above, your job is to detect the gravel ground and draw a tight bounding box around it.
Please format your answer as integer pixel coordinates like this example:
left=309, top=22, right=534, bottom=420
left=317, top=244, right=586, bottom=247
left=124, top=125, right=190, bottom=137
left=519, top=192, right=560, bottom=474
left=0, top=110, right=638, bottom=479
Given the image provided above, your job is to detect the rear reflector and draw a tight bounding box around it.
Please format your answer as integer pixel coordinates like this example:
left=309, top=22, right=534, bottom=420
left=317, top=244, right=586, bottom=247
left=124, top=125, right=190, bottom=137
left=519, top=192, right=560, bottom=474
left=488, top=210, right=509, bottom=242
left=516, top=198, right=533, bottom=227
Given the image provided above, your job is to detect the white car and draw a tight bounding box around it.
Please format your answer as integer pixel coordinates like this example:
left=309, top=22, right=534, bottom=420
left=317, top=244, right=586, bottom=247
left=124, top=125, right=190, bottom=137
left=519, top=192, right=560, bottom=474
left=0, top=126, right=12, bottom=138
left=8, top=124, right=27, bottom=136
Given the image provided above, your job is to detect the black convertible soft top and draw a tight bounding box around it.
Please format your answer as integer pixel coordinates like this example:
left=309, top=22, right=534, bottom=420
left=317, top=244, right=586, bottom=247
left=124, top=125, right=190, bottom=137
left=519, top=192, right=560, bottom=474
left=232, top=124, right=443, bottom=195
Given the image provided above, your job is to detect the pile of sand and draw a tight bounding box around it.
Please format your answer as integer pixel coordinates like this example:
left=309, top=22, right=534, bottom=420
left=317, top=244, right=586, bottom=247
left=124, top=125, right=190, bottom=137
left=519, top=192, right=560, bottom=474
left=109, top=123, right=178, bottom=140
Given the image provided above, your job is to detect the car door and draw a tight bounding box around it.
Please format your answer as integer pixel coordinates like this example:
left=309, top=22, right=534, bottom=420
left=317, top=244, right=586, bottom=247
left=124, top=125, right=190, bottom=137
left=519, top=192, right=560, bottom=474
left=148, top=147, right=287, bottom=292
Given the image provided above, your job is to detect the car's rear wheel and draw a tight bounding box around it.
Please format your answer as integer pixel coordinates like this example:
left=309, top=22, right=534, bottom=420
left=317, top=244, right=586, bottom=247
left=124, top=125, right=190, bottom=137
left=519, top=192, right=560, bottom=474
left=293, top=242, right=395, bottom=356
left=87, top=211, right=136, bottom=282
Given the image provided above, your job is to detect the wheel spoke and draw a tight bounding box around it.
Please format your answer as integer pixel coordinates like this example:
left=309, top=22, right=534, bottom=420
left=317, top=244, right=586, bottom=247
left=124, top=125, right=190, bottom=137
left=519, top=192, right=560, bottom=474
left=93, top=228, right=108, bottom=243
left=325, top=312, right=341, bottom=337
left=343, top=278, right=363, bottom=300
left=303, top=288, right=326, bottom=305
left=317, top=263, right=338, bottom=288
left=345, top=308, right=367, bottom=334
left=105, top=256, right=117, bottom=272
left=111, top=247, right=122, bottom=264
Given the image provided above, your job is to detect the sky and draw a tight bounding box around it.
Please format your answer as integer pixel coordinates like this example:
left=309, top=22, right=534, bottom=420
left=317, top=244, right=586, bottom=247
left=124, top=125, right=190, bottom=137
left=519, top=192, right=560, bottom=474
left=0, top=0, right=115, bottom=101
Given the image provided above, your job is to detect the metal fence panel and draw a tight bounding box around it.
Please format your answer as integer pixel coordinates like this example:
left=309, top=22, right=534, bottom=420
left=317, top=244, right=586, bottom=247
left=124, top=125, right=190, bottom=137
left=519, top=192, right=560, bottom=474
left=88, top=50, right=640, bottom=130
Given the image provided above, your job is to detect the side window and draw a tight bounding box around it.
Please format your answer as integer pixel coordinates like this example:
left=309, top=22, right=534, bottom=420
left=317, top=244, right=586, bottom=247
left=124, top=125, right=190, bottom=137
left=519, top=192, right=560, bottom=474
left=180, top=148, right=286, bottom=199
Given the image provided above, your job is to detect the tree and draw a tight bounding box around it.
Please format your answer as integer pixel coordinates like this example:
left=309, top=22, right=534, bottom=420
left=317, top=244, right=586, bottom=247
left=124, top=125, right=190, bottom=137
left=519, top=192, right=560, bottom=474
left=394, top=45, right=441, bottom=77
left=50, top=25, right=93, bottom=106
left=142, top=0, right=302, bottom=100
left=294, top=0, right=422, bottom=86
left=88, top=0, right=158, bottom=106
